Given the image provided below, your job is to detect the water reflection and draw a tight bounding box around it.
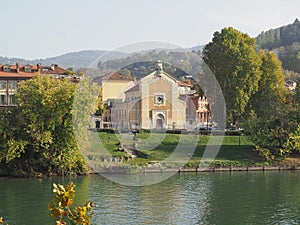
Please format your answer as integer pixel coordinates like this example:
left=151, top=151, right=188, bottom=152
left=89, top=173, right=212, bottom=225
left=1, top=171, right=300, bottom=224
left=203, top=171, right=300, bottom=225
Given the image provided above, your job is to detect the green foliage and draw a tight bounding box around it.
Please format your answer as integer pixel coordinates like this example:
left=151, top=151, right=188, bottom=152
left=257, top=19, right=300, bottom=73
left=72, top=78, right=101, bottom=152
left=96, top=50, right=202, bottom=79
left=203, top=26, right=300, bottom=160
left=275, top=42, right=300, bottom=73
left=48, top=182, right=94, bottom=225
left=256, top=18, right=300, bottom=50
left=248, top=50, right=286, bottom=117
left=0, top=76, right=91, bottom=176
left=203, top=27, right=262, bottom=124
left=254, top=146, right=276, bottom=161
left=283, top=125, right=300, bottom=154
left=119, top=68, right=132, bottom=77
left=245, top=52, right=300, bottom=157
left=94, top=88, right=106, bottom=116
left=245, top=51, right=290, bottom=152
left=284, top=70, right=300, bottom=81
left=295, top=82, right=300, bottom=103
left=245, top=91, right=299, bottom=158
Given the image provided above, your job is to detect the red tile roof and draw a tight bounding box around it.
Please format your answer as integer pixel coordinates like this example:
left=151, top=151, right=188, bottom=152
left=178, top=80, right=193, bottom=87
left=0, top=63, right=68, bottom=78
left=98, top=72, right=135, bottom=81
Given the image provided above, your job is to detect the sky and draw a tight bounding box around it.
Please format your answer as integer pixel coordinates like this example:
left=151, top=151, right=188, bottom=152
left=1, top=0, right=299, bottom=59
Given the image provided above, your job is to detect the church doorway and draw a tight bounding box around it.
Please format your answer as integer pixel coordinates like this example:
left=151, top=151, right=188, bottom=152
left=155, top=114, right=165, bottom=129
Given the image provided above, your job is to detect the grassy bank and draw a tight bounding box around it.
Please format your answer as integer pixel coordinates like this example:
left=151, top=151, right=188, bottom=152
left=95, top=132, right=268, bottom=168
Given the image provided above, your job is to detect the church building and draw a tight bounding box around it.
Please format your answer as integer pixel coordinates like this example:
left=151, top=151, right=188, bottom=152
left=111, top=61, right=188, bottom=130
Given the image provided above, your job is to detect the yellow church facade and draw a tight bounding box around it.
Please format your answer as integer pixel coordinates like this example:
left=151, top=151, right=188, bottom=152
left=111, top=61, right=187, bottom=130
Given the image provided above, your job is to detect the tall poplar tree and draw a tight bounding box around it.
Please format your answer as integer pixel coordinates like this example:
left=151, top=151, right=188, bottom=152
left=203, top=27, right=262, bottom=125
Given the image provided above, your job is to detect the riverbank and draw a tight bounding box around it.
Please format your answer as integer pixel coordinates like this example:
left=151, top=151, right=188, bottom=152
left=87, top=132, right=300, bottom=174
left=91, top=163, right=300, bottom=175
left=2, top=132, right=300, bottom=178
left=143, top=165, right=300, bottom=173
left=97, top=132, right=264, bottom=167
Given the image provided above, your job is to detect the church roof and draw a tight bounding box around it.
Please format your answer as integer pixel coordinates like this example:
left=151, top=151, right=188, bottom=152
left=93, top=72, right=134, bottom=85
left=125, top=84, right=139, bottom=93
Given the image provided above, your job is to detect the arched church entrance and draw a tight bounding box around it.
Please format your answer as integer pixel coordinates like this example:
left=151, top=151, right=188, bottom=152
left=155, top=114, right=165, bottom=129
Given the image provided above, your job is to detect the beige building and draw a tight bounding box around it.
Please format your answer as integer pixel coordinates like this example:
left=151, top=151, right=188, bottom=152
left=111, top=61, right=188, bottom=130
left=92, top=62, right=211, bottom=130
left=93, top=72, right=135, bottom=102
left=92, top=72, right=136, bottom=128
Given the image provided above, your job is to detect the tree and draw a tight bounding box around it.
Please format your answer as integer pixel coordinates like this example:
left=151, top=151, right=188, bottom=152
left=203, top=27, right=262, bottom=124
left=295, top=81, right=300, bottom=102
left=278, top=42, right=300, bottom=73
left=282, top=125, right=300, bottom=155
left=244, top=51, right=297, bottom=158
left=249, top=50, right=286, bottom=117
left=93, top=86, right=106, bottom=117
left=0, top=76, right=90, bottom=176
left=119, top=68, right=132, bottom=77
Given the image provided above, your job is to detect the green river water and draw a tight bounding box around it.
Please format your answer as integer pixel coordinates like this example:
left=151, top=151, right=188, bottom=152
left=1, top=171, right=300, bottom=225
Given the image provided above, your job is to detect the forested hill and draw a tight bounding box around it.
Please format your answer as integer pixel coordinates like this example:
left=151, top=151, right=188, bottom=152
left=96, top=50, right=203, bottom=80
left=256, top=18, right=300, bottom=50
left=256, top=19, right=300, bottom=73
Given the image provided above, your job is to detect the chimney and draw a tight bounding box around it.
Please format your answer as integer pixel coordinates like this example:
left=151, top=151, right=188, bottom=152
left=16, top=62, right=20, bottom=73
left=51, top=64, right=57, bottom=71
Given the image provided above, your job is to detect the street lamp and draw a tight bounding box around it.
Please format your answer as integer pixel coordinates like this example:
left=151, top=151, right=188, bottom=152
left=131, top=123, right=139, bottom=141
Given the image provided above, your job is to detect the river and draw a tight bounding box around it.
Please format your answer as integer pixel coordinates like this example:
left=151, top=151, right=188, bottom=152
left=1, top=171, right=300, bottom=225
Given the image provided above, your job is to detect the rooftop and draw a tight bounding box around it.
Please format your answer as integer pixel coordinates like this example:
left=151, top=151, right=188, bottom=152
left=97, top=72, right=135, bottom=81
left=178, top=80, right=193, bottom=88
left=125, top=84, right=139, bottom=93
left=0, top=63, right=68, bottom=78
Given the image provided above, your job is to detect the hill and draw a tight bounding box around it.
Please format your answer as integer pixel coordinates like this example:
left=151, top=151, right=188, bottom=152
left=96, top=49, right=203, bottom=79
left=257, top=18, right=300, bottom=49
left=256, top=19, right=300, bottom=73
left=0, top=46, right=203, bottom=70
left=0, top=50, right=129, bottom=69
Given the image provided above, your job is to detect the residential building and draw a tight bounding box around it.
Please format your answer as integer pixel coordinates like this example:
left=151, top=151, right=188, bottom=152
left=93, top=72, right=135, bottom=102
left=181, top=94, right=209, bottom=129
left=0, top=63, right=70, bottom=106
left=92, top=72, right=136, bottom=128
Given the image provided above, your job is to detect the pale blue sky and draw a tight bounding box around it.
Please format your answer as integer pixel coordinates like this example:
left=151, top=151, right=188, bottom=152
left=1, top=0, right=299, bottom=59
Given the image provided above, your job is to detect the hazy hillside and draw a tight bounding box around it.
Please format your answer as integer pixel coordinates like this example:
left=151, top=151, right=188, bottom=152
left=256, top=19, right=300, bottom=73
left=0, top=46, right=203, bottom=70
left=0, top=50, right=129, bottom=68
left=96, top=49, right=203, bottom=79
